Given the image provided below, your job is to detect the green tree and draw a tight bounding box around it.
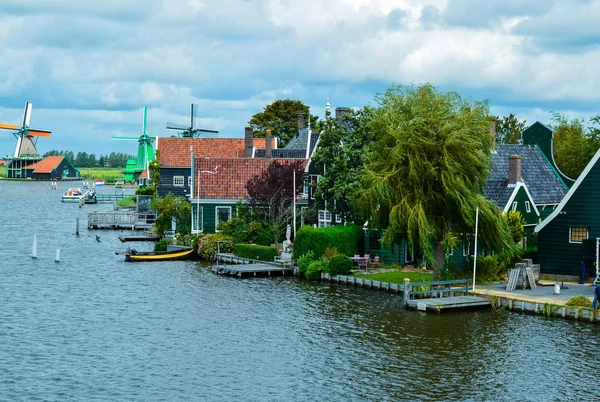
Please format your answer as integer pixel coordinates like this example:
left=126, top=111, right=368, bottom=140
left=361, top=83, right=514, bottom=272
left=551, top=112, right=587, bottom=178
left=151, top=193, right=191, bottom=235
left=248, top=99, right=319, bottom=147
left=504, top=210, right=525, bottom=244
left=218, top=202, right=274, bottom=246
left=494, top=113, right=527, bottom=144
left=311, top=107, right=374, bottom=224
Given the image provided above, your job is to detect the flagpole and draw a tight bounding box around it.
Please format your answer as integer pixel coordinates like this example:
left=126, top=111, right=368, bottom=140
left=293, top=169, right=297, bottom=238
left=473, top=207, right=479, bottom=291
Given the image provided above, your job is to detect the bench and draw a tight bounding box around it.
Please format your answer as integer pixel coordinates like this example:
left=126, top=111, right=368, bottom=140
left=274, top=252, right=293, bottom=266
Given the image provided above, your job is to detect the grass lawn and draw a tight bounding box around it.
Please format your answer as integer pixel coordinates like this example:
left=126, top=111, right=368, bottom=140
left=79, top=167, right=124, bottom=182
left=116, top=195, right=137, bottom=208
left=353, top=270, right=434, bottom=284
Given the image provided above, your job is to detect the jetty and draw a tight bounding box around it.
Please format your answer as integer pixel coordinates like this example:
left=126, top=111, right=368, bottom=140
left=213, top=253, right=294, bottom=278
left=403, top=279, right=490, bottom=312
left=88, top=211, right=155, bottom=230
left=118, top=233, right=160, bottom=242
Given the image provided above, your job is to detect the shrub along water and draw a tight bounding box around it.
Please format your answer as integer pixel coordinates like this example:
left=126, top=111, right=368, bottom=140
left=306, top=261, right=325, bottom=281
left=292, top=225, right=364, bottom=261
left=234, top=244, right=278, bottom=262
left=197, top=233, right=233, bottom=260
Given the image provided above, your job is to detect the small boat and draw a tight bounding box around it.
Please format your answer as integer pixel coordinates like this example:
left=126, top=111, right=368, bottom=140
left=94, top=179, right=105, bottom=186
left=124, top=247, right=195, bottom=262
left=62, top=188, right=87, bottom=203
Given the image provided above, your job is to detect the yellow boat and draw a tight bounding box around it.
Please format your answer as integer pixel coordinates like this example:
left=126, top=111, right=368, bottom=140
left=124, top=248, right=195, bottom=262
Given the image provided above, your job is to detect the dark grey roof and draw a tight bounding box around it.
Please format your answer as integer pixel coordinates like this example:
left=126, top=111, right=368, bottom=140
left=484, top=180, right=515, bottom=208
left=254, top=149, right=307, bottom=158
left=487, top=144, right=567, bottom=205
left=254, top=129, right=320, bottom=159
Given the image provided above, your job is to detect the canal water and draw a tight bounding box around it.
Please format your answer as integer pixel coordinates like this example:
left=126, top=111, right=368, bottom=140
left=1, top=180, right=599, bottom=401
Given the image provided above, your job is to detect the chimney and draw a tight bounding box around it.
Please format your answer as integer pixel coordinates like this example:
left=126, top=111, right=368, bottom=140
left=244, top=126, right=253, bottom=158
left=508, top=155, right=522, bottom=184
left=489, top=118, right=497, bottom=140
left=265, top=129, right=272, bottom=159
left=335, top=107, right=350, bottom=119
left=297, top=113, right=305, bottom=130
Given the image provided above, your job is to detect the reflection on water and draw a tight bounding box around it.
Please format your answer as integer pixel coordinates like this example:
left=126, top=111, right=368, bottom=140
left=1, top=180, right=599, bottom=401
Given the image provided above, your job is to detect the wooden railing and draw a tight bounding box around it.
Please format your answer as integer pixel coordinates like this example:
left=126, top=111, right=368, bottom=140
left=403, top=279, right=473, bottom=305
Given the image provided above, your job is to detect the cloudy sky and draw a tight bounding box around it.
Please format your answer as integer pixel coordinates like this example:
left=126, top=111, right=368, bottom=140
left=1, top=0, right=599, bottom=157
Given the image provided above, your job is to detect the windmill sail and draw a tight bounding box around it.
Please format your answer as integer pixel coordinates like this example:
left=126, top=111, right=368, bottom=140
left=0, top=102, right=51, bottom=158
left=166, top=103, right=219, bottom=138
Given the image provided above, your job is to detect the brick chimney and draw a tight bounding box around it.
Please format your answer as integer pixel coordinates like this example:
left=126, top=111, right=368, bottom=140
left=297, top=113, right=305, bottom=130
left=508, top=155, right=522, bottom=184
left=244, top=127, right=253, bottom=158
left=265, top=129, right=272, bottom=159
left=335, top=107, right=350, bottom=119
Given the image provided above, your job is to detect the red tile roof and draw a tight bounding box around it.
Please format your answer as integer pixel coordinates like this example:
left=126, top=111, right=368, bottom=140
left=139, top=169, right=148, bottom=179
left=0, top=160, right=6, bottom=167
left=192, top=158, right=306, bottom=199
left=25, top=156, right=64, bottom=173
left=158, top=137, right=277, bottom=167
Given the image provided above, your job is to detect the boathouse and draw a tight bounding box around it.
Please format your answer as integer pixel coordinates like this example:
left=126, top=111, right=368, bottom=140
left=22, top=155, right=79, bottom=179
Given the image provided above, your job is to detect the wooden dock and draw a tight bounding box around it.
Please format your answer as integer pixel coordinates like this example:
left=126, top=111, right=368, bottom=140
left=88, top=211, right=155, bottom=230
left=406, top=296, right=491, bottom=312
left=118, top=234, right=160, bottom=242
left=213, top=253, right=294, bottom=278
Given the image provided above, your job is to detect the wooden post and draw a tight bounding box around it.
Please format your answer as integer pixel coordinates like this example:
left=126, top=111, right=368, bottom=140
left=403, top=278, right=411, bottom=306
left=55, top=249, right=60, bottom=263
left=76, top=217, right=79, bottom=236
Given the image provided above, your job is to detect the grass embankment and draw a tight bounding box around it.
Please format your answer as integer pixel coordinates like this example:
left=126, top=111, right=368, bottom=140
left=79, top=168, right=124, bottom=183
left=353, top=270, right=434, bottom=284
left=116, top=195, right=137, bottom=208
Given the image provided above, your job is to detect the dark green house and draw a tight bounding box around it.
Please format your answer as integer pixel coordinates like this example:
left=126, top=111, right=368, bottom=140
left=535, top=148, right=600, bottom=276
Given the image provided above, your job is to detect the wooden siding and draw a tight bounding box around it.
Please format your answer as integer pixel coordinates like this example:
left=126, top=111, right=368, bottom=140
left=511, top=186, right=538, bottom=225
left=158, top=167, right=191, bottom=198
left=537, top=160, right=600, bottom=275
left=193, top=202, right=237, bottom=234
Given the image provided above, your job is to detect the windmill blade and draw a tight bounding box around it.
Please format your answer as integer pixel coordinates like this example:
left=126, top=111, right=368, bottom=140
left=27, top=130, right=51, bottom=137
left=111, top=136, right=139, bottom=140
left=194, top=128, right=219, bottom=134
left=0, top=123, right=19, bottom=130
left=23, top=102, right=32, bottom=128
left=166, top=122, right=190, bottom=130
left=191, top=103, right=198, bottom=129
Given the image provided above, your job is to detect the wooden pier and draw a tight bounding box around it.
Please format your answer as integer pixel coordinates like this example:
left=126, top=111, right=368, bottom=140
left=88, top=211, right=155, bottom=230
left=213, top=253, right=294, bottom=278
left=118, top=234, right=160, bottom=242
left=403, top=279, right=490, bottom=312
left=406, top=295, right=490, bottom=312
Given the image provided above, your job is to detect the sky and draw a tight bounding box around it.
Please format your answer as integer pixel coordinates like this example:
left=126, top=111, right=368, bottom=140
left=1, top=0, right=599, bottom=158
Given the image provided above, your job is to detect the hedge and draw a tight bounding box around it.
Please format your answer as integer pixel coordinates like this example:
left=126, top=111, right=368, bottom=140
left=292, top=225, right=364, bottom=260
left=234, top=243, right=278, bottom=262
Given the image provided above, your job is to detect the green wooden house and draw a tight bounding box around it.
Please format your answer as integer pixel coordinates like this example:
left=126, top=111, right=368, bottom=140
left=535, top=148, right=600, bottom=276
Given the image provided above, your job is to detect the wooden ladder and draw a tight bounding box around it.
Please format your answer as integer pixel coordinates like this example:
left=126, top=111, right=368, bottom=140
left=525, top=267, right=537, bottom=290
left=506, top=269, right=519, bottom=291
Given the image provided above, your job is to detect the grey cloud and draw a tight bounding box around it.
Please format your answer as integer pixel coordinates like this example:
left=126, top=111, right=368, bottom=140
left=386, top=9, right=408, bottom=31
left=441, top=0, right=555, bottom=28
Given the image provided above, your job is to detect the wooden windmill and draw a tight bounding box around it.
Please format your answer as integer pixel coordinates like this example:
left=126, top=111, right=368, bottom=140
left=111, top=106, right=155, bottom=182
left=166, top=103, right=219, bottom=138
left=0, top=102, right=51, bottom=158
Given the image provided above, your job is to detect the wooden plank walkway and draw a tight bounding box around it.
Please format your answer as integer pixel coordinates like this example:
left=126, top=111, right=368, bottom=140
left=212, top=263, right=294, bottom=278
left=406, top=296, right=491, bottom=312
left=118, top=234, right=160, bottom=242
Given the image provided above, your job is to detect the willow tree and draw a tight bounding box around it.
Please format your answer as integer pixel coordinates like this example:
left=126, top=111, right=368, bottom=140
left=361, top=83, right=514, bottom=271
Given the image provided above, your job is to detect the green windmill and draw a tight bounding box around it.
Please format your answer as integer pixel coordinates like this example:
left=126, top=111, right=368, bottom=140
left=111, top=106, right=155, bottom=183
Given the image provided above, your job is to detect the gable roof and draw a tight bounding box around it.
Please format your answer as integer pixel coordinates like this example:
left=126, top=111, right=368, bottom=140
left=535, top=147, right=600, bottom=232
left=487, top=144, right=567, bottom=205
left=192, top=158, right=306, bottom=200
left=254, top=128, right=320, bottom=159
left=24, top=156, right=65, bottom=173
left=158, top=137, right=276, bottom=167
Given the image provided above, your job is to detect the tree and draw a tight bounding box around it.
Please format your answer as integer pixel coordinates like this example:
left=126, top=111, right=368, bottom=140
left=494, top=113, right=527, bottom=144
left=311, top=107, right=374, bottom=224
left=246, top=160, right=305, bottom=250
left=151, top=193, right=191, bottom=235
left=248, top=99, right=319, bottom=147
left=360, top=83, right=515, bottom=272
left=551, top=112, right=587, bottom=178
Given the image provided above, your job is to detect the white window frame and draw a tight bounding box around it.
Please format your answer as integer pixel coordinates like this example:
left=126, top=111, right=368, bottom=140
left=525, top=201, right=531, bottom=213
left=215, top=206, right=232, bottom=230
left=188, top=176, right=192, bottom=187
left=318, top=210, right=332, bottom=227
left=173, top=175, right=184, bottom=187
left=569, top=227, right=588, bottom=244
left=512, top=201, right=517, bottom=211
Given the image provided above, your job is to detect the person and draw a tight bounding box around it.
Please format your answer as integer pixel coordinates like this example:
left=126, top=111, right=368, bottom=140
left=579, top=261, right=586, bottom=284
left=593, top=286, right=600, bottom=310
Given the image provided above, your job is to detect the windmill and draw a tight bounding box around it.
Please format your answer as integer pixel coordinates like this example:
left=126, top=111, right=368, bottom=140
left=166, top=103, right=219, bottom=138
left=0, top=102, right=51, bottom=158
left=111, top=106, right=155, bottom=182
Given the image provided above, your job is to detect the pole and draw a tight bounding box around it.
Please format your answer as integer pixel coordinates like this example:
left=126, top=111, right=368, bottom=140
left=55, top=249, right=60, bottom=263
left=473, top=207, right=479, bottom=291
left=196, top=161, right=201, bottom=233
left=32, top=233, right=37, bottom=259
left=293, top=170, right=297, bottom=238
left=190, top=148, right=194, bottom=232
left=76, top=217, right=79, bottom=236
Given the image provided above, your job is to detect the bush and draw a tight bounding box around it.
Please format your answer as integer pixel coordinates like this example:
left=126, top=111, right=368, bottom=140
left=197, top=233, right=234, bottom=260
left=136, top=186, right=156, bottom=195
left=218, top=202, right=274, bottom=246
left=566, top=296, right=592, bottom=308
left=234, top=243, right=277, bottom=262
left=325, top=253, right=353, bottom=276
left=306, top=261, right=325, bottom=281
left=292, top=225, right=364, bottom=261
left=154, top=237, right=173, bottom=252
left=296, top=251, right=317, bottom=276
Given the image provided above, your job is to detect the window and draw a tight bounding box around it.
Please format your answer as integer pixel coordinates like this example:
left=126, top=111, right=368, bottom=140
left=318, top=210, right=332, bottom=227
left=512, top=202, right=517, bottom=211
left=215, top=207, right=231, bottom=230
left=368, top=231, right=381, bottom=249
left=569, top=227, right=588, bottom=243
left=188, top=176, right=192, bottom=187
left=525, top=201, right=531, bottom=213
left=192, top=204, right=203, bottom=233
left=173, top=176, right=184, bottom=187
